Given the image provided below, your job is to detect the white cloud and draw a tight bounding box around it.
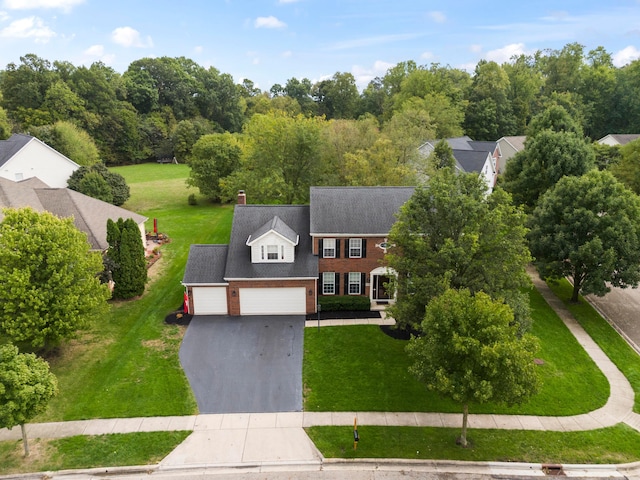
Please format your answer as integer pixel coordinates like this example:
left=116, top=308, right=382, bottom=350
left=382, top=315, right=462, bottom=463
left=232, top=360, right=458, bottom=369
left=0, top=15, right=55, bottom=42
left=0, top=10, right=9, bottom=21
left=613, top=45, right=640, bottom=67
left=281, top=50, right=292, bottom=58
left=3, top=0, right=84, bottom=11
left=254, top=16, right=286, bottom=29
left=470, top=44, right=482, bottom=53
left=194, top=45, right=203, bottom=54
left=329, top=33, right=423, bottom=51
left=82, top=44, right=115, bottom=64
left=427, top=11, right=446, bottom=24
left=352, top=60, right=395, bottom=90
left=485, top=43, right=527, bottom=63
left=111, top=26, right=153, bottom=48
left=420, top=51, right=434, bottom=61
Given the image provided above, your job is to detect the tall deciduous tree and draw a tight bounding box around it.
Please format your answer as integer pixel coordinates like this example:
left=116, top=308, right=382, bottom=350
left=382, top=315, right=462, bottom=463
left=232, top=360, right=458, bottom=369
left=0, top=208, right=110, bottom=349
left=610, top=138, right=640, bottom=195
left=406, top=289, right=539, bottom=447
left=186, top=132, right=242, bottom=201
left=528, top=169, right=640, bottom=303
left=502, top=130, right=595, bottom=210
left=31, top=120, right=100, bottom=166
left=107, top=218, right=147, bottom=300
left=387, top=169, right=532, bottom=333
left=0, top=344, right=58, bottom=456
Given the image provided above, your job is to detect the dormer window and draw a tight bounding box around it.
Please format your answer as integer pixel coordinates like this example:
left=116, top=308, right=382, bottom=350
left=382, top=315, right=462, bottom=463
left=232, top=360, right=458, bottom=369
left=247, top=215, right=298, bottom=264
left=261, top=244, right=283, bottom=261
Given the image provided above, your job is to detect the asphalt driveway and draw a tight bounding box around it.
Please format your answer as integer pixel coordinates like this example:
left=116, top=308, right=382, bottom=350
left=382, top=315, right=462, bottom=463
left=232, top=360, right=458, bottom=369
left=179, top=315, right=305, bottom=414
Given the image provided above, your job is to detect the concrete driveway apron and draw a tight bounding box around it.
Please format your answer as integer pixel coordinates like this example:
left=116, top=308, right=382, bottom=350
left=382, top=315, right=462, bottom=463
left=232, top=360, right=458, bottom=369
left=179, top=315, right=305, bottom=414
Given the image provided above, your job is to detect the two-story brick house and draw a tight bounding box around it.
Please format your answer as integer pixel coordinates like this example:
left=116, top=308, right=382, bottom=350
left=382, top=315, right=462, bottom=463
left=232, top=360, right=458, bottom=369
left=182, top=186, right=414, bottom=316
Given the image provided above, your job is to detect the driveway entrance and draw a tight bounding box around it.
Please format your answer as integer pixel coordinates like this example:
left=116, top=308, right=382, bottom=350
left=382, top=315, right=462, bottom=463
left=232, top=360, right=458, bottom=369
left=180, top=315, right=305, bottom=414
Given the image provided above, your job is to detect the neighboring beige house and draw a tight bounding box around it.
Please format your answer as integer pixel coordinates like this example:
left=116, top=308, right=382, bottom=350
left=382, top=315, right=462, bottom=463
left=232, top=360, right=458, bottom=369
left=419, top=137, right=499, bottom=192
left=0, top=177, right=147, bottom=251
left=496, top=135, right=527, bottom=174
left=0, top=134, right=79, bottom=188
left=597, top=134, right=640, bottom=147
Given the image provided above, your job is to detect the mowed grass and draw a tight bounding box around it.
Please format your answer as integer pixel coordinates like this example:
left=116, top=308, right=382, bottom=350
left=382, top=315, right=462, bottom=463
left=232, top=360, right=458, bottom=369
left=37, top=163, right=233, bottom=421
left=547, top=278, right=640, bottom=412
left=0, top=432, right=190, bottom=475
left=307, top=424, right=640, bottom=464
left=303, top=286, right=609, bottom=415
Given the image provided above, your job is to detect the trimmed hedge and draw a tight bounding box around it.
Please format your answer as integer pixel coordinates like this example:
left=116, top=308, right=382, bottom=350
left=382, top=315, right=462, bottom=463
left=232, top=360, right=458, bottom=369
left=319, top=295, right=371, bottom=311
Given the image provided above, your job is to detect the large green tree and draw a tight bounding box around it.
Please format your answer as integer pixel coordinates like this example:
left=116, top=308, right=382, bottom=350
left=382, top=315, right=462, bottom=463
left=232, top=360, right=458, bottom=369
left=186, top=132, right=242, bottom=201
left=407, top=289, right=539, bottom=447
left=387, top=168, right=532, bottom=333
left=106, top=218, right=147, bottom=300
left=30, top=120, right=100, bottom=166
left=528, top=169, right=640, bottom=303
left=610, top=138, right=640, bottom=195
left=0, top=208, right=110, bottom=349
left=0, top=344, right=58, bottom=456
left=67, top=163, right=130, bottom=206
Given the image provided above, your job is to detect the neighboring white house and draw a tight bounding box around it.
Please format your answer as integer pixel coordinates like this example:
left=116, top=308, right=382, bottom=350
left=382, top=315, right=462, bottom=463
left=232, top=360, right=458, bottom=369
left=597, top=134, right=640, bottom=147
left=496, top=135, right=527, bottom=174
left=418, top=136, right=499, bottom=192
left=0, top=177, right=147, bottom=251
left=0, top=134, right=79, bottom=188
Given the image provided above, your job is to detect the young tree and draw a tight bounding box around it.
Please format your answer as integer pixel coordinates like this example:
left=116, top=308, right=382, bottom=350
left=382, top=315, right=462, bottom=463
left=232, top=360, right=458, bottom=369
left=406, top=289, right=540, bottom=447
left=0, top=344, right=58, bottom=456
left=107, top=218, right=147, bottom=299
left=387, top=168, right=532, bottom=333
left=528, top=169, right=640, bottom=303
left=0, top=208, right=110, bottom=349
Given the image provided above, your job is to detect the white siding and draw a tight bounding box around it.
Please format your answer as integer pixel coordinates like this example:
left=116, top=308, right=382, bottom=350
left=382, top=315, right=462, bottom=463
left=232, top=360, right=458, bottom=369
left=250, top=231, right=296, bottom=263
left=239, top=287, right=306, bottom=315
left=192, top=287, right=228, bottom=315
left=0, top=140, right=78, bottom=188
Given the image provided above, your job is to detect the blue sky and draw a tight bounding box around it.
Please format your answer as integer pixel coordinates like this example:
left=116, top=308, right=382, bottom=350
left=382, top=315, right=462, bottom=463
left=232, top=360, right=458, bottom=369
left=1, top=0, right=640, bottom=91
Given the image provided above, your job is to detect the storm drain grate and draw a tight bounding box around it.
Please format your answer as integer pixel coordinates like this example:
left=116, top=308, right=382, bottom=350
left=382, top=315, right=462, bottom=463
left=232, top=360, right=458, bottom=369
left=542, top=464, right=565, bottom=476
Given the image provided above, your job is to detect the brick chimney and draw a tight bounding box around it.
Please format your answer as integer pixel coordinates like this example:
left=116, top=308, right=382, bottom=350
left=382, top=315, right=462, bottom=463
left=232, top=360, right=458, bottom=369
left=237, top=190, right=247, bottom=205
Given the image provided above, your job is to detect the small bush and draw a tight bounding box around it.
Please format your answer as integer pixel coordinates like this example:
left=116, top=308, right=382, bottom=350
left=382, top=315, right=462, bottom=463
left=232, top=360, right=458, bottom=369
left=319, top=295, right=371, bottom=311
left=188, top=194, right=197, bottom=205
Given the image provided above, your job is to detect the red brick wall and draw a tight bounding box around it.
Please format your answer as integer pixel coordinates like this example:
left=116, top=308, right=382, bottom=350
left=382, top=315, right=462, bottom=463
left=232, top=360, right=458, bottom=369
left=316, top=236, right=387, bottom=297
left=227, top=279, right=317, bottom=315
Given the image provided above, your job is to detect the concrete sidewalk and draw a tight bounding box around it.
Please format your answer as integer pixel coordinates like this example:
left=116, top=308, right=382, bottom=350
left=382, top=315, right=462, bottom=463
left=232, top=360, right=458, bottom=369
left=1, top=271, right=639, bottom=474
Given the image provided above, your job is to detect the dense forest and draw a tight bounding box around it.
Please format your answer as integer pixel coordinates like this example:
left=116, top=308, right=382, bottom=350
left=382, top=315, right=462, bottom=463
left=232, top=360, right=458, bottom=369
left=1, top=42, right=639, bottom=203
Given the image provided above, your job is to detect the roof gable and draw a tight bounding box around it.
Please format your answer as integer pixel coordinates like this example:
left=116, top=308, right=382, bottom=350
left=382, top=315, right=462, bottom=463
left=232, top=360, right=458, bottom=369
left=0, top=134, right=33, bottom=167
left=246, top=215, right=299, bottom=246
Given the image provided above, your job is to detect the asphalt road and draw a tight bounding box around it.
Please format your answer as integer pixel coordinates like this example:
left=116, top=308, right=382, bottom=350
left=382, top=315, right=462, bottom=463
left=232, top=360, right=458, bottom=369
left=179, top=315, right=305, bottom=414
left=587, top=285, right=640, bottom=353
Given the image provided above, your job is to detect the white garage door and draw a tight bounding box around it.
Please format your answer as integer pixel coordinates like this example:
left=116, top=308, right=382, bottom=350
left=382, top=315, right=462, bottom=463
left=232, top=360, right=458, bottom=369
left=192, top=287, right=228, bottom=315
left=239, top=287, right=307, bottom=315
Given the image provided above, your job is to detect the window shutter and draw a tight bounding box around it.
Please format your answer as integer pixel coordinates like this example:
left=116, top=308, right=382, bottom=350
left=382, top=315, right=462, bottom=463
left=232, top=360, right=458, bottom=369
left=318, top=273, right=323, bottom=295
left=362, top=239, right=367, bottom=258
left=361, top=273, right=366, bottom=295
left=319, top=239, right=323, bottom=258
left=335, top=272, right=340, bottom=293
left=344, top=273, right=349, bottom=295
left=345, top=238, right=350, bottom=258
left=335, top=239, right=340, bottom=258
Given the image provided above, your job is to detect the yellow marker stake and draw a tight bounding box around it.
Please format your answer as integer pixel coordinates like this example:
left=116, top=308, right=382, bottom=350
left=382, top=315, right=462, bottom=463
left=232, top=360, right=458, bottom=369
left=353, top=417, right=359, bottom=450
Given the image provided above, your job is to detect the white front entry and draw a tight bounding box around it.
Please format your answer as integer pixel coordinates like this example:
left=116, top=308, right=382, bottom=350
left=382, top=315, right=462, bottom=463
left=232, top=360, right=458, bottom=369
left=239, top=287, right=307, bottom=315
left=192, top=287, right=228, bottom=315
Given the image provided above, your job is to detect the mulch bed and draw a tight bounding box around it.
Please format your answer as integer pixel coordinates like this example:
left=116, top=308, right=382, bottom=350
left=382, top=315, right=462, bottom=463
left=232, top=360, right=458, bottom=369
left=165, top=310, right=193, bottom=325
left=305, top=310, right=382, bottom=321
left=379, top=324, right=421, bottom=340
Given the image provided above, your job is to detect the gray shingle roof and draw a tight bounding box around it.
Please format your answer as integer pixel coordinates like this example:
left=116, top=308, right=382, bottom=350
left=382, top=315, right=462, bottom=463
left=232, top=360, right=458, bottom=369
left=610, top=134, right=640, bottom=145
left=0, top=134, right=32, bottom=167
left=453, top=150, right=491, bottom=174
left=0, top=177, right=147, bottom=250
left=225, top=205, right=317, bottom=279
left=247, top=215, right=299, bottom=245
left=309, top=186, right=415, bottom=235
left=183, top=245, right=229, bottom=284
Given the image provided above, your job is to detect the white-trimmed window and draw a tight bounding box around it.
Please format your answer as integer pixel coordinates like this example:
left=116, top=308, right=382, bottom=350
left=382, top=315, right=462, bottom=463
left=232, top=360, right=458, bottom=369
left=348, top=272, right=361, bottom=295
left=323, top=238, right=336, bottom=258
left=349, top=238, right=362, bottom=258
left=261, top=244, right=283, bottom=261
left=323, top=272, right=336, bottom=295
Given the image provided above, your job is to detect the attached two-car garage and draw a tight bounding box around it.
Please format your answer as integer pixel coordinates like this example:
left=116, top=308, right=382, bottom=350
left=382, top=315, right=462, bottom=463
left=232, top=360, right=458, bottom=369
left=238, top=287, right=307, bottom=315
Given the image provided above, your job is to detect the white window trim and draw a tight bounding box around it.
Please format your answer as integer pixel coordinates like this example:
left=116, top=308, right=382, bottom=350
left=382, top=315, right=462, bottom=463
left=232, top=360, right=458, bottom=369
left=323, top=272, right=335, bottom=295
left=348, top=272, right=361, bottom=295
left=349, top=238, right=362, bottom=258
left=323, top=238, right=336, bottom=258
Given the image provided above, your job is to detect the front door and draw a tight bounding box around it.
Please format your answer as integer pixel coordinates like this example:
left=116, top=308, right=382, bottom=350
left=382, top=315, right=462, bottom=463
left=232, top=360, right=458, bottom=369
left=372, top=275, right=392, bottom=302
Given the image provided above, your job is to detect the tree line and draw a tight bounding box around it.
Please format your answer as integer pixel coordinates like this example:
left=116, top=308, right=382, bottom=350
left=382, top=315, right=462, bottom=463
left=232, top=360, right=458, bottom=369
left=1, top=42, right=639, bottom=168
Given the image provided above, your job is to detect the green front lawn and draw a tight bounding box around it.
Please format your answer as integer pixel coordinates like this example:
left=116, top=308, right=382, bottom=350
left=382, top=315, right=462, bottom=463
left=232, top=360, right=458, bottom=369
left=304, top=286, right=609, bottom=415
left=37, top=164, right=234, bottom=421
left=307, top=424, right=640, bottom=464
left=547, top=279, right=640, bottom=412
left=0, top=431, right=190, bottom=475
